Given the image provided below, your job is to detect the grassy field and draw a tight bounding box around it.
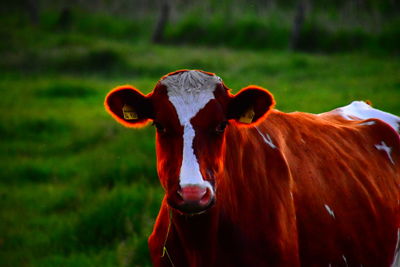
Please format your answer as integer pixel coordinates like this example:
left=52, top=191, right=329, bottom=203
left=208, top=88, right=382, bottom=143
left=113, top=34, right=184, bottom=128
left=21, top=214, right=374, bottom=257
left=0, top=17, right=399, bottom=267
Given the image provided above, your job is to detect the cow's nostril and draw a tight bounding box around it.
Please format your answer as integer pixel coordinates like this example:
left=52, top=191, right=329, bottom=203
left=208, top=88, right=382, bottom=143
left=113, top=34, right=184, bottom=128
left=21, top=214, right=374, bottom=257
left=199, top=188, right=211, bottom=206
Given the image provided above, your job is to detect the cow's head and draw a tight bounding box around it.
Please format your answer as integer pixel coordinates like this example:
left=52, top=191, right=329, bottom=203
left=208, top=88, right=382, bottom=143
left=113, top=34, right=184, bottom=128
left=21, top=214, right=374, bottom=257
left=105, top=70, right=274, bottom=214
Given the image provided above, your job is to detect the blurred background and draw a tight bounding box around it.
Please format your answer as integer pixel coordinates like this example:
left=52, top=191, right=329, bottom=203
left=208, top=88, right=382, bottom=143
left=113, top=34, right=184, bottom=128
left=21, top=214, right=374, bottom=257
left=0, top=0, right=399, bottom=266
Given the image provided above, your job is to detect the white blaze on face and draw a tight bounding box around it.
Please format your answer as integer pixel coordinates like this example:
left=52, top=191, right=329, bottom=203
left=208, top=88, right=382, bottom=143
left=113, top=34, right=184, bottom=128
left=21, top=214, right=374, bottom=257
left=161, top=71, right=221, bottom=192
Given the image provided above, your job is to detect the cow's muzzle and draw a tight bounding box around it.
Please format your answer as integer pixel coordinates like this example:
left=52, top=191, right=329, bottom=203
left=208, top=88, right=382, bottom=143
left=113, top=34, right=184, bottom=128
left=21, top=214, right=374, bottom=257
left=172, top=185, right=214, bottom=214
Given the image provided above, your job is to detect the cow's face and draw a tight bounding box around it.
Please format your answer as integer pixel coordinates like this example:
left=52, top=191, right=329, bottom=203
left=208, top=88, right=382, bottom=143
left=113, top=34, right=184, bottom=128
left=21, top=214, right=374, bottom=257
left=105, top=70, right=274, bottom=214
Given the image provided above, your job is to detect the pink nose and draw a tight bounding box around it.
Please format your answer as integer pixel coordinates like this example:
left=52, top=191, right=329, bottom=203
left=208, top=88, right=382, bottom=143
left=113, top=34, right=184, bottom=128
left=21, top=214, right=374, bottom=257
left=177, top=186, right=213, bottom=214
left=181, top=186, right=207, bottom=202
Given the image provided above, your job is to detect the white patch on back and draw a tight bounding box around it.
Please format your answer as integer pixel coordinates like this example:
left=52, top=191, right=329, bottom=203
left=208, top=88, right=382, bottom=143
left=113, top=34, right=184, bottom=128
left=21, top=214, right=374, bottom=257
left=255, top=126, right=276, bottom=149
left=324, top=204, right=335, bottom=219
left=161, top=71, right=221, bottom=190
left=336, top=101, right=400, bottom=132
left=392, top=229, right=400, bottom=267
left=375, top=141, right=395, bottom=165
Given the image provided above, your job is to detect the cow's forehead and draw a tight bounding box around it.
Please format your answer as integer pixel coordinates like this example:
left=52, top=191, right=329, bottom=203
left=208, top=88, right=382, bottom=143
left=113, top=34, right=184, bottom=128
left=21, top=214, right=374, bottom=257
left=160, top=70, right=221, bottom=96
left=160, top=70, right=223, bottom=125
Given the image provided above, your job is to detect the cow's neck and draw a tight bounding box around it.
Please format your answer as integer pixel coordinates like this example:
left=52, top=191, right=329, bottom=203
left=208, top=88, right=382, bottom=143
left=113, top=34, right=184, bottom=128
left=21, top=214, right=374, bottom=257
left=217, top=120, right=300, bottom=264
left=218, top=122, right=293, bottom=217
left=171, top=208, right=219, bottom=265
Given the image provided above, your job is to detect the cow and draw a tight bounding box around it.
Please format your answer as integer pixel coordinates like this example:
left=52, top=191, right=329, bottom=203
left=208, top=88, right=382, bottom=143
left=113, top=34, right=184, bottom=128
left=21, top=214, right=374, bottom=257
left=105, top=70, right=400, bottom=267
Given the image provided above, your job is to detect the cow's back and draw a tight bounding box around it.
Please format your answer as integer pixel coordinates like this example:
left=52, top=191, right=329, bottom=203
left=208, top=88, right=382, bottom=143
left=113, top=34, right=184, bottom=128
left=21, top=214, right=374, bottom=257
left=258, top=110, right=400, bottom=266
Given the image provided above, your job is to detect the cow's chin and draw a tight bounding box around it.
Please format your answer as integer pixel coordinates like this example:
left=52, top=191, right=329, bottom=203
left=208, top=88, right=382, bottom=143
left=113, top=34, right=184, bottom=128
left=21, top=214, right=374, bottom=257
left=178, top=198, right=215, bottom=216
left=167, top=193, right=216, bottom=216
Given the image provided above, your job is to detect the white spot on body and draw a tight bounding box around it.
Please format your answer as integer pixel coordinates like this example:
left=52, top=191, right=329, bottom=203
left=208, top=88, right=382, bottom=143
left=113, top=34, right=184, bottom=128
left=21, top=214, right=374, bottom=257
left=161, top=71, right=221, bottom=191
left=392, top=229, right=400, bottom=267
left=336, top=101, right=400, bottom=132
left=375, top=141, right=395, bottom=165
left=358, top=121, right=376, bottom=126
left=324, top=204, right=335, bottom=219
left=255, top=126, right=276, bottom=149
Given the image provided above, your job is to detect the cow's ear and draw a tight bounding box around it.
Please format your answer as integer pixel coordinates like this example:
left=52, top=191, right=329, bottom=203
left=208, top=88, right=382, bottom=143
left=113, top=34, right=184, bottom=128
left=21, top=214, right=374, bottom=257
left=227, top=86, right=275, bottom=125
left=105, top=85, right=154, bottom=128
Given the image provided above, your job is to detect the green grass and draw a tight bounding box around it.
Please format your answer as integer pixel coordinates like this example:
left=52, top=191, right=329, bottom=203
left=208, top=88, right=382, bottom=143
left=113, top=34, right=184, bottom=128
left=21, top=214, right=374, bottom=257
left=0, top=13, right=399, bottom=267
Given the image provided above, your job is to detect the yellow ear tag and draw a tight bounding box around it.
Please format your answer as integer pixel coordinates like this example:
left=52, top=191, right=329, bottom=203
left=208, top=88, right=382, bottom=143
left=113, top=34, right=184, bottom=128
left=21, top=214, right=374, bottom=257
left=239, top=108, right=255, bottom=124
left=122, top=104, right=138, bottom=120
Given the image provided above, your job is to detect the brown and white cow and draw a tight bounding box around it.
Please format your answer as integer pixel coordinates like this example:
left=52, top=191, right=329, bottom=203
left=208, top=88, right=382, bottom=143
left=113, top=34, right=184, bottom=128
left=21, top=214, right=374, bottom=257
left=105, top=70, right=400, bottom=267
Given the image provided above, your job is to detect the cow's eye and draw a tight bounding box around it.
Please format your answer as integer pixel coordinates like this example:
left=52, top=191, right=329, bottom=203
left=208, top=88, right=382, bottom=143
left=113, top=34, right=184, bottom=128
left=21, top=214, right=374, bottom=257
left=215, top=121, right=228, bottom=134
left=152, top=122, right=166, bottom=133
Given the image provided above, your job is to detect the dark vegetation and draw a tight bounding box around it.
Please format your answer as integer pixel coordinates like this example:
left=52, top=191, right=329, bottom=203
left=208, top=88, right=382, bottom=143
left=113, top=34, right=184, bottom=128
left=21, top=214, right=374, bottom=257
left=2, top=0, right=400, bottom=53
left=0, top=0, right=399, bottom=266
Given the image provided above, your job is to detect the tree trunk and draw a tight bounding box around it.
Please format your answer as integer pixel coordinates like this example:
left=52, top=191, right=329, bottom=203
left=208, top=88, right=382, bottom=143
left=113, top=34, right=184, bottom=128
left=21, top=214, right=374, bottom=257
left=290, top=0, right=307, bottom=51
left=26, top=0, right=39, bottom=25
left=152, top=0, right=171, bottom=44
left=58, top=7, right=72, bottom=30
